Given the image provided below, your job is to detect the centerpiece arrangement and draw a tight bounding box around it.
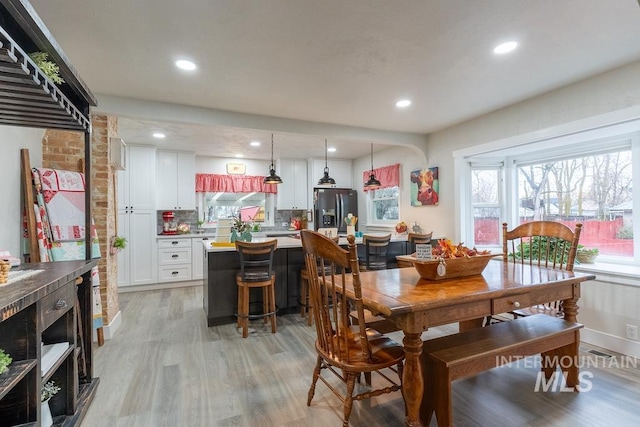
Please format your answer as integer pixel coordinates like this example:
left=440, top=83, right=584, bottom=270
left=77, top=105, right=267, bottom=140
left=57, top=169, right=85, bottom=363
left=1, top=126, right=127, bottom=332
left=411, top=239, right=498, bottom=280
left=231, top=217, right=252, bottom=242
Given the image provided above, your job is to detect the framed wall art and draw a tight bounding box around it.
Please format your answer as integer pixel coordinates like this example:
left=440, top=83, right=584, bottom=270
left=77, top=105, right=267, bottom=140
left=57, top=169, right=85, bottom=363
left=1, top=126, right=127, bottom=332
left=226, top=163, right=246, bottom=175
left=410, top=166, right=439, bottom=206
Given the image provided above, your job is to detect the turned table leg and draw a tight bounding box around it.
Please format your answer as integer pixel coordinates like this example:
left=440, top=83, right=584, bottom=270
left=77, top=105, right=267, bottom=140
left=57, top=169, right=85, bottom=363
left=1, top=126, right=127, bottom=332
left=402, top=331, right=425, bottom=427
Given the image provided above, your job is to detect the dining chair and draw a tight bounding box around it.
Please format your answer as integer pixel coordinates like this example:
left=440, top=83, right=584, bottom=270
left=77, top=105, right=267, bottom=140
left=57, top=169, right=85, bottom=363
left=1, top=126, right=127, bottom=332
left=360, top=233, right=392, bottom=271
left=235, top=239, right=278, bottom=338
left=299, top=234, right=339, bottom=326
left=491, top=221, right=582, bottom=323
left=396, top=231, right=433, bottom=268
left=300, top=230, right=405, bottom=427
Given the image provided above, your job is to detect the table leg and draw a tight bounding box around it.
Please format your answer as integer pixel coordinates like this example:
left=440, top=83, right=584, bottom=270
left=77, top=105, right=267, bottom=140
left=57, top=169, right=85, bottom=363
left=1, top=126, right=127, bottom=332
left=562, top=290, right=580, bottom=323
left=402, top=332, right=424, bottom=427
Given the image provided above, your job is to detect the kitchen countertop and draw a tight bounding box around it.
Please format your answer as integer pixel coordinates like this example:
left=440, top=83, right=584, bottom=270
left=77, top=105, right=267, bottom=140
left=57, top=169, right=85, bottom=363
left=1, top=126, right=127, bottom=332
left=156, top=230, right=301, bottom=239
left=157, top=233, right=217, bottom=239
left=204, top=233, right=409, bottom=252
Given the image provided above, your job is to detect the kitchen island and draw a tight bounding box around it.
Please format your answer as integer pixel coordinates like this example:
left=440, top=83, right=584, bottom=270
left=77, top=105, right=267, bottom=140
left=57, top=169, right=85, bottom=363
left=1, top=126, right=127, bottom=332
left=203, top=234, right=409, bottom=326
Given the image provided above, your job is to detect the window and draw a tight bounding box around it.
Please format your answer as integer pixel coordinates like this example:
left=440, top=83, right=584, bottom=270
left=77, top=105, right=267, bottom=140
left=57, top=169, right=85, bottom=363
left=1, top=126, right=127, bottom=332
left=198, top=192, right=274, bottom=227
left=516, top=149, right=633, bottom=257
left=471, top=168, right=502, bottom=246
left=369, top=186, right=400, bottom=224
left=458, top=124, right=639, bottom=265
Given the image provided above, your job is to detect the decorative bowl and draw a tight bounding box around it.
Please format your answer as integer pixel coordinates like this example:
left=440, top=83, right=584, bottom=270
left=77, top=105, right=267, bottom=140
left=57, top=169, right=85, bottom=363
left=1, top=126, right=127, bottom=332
left=410, top=253, right=501, bottom=280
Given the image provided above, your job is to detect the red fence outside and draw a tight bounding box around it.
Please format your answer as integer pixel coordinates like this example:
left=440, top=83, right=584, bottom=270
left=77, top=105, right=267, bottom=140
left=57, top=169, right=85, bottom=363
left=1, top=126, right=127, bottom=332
left=474, top=218, right=633, bottom=256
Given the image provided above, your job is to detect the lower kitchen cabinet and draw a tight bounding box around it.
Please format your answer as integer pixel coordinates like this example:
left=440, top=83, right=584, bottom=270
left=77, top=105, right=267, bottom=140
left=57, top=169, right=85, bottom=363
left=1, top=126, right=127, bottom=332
left=157, top=238, right=192, bottom=282
left=191, top=236, right=207, bottom=281
left=117, top=209, right=157, bottom=287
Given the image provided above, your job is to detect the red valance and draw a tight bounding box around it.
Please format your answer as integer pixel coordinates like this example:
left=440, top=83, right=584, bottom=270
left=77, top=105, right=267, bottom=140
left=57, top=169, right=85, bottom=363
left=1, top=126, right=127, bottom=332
left=362, top=163, right=400, bottom=191
left=195, top=174, right=278, bottom=193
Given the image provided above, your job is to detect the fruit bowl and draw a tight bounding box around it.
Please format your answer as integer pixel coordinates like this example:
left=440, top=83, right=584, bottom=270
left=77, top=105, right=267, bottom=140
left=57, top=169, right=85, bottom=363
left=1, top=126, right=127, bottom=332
left=410, top=253, right=500, bottom=281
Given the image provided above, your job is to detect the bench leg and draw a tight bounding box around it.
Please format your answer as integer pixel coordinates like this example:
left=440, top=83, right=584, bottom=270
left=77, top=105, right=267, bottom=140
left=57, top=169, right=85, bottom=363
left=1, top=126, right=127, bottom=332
left=541, top=331, right=580, bottom=390
left=420, top=357, right=453, bottom=427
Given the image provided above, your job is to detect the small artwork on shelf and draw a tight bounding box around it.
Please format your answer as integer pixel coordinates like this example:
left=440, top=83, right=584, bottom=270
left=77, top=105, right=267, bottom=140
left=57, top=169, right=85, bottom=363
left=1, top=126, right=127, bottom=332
left=410, top=167, right=439, bottom=206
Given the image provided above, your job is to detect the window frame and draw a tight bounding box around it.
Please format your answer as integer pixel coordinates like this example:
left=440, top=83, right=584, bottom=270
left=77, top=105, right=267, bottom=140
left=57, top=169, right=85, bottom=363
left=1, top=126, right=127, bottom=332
left=367, top=185, right=401, bottom=226
left=456, top=123, right=640, bottom=266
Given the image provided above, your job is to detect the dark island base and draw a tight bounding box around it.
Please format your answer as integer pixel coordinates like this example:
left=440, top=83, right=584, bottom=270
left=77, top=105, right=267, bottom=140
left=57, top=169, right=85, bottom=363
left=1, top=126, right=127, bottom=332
left=204, top=242, right=408, bottom=326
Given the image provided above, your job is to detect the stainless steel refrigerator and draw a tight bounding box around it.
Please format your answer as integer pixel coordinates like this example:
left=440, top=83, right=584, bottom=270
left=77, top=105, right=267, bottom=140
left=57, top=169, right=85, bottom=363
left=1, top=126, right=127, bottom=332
left=313, top=188, right=358, bottom=234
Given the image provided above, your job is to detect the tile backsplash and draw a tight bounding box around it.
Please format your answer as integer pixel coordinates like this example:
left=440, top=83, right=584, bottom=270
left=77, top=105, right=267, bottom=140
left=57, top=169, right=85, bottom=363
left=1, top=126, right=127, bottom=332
left=156, top=209, right=308, bottom=234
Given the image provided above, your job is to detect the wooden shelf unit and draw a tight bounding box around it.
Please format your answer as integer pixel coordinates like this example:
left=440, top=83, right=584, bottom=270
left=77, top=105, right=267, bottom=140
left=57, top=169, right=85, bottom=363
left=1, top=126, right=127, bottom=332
left=0, top=261, right=98, bottom=426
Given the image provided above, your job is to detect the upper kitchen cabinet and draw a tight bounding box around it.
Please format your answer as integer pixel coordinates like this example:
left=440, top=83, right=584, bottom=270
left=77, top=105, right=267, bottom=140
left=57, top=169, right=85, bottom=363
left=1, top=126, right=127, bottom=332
left=277, top=159, right=308, bottom=210
left=118, top=145, right=157, bottom=211
left=156, top=150, right=196, bottom=211
left=311, top=158, right=353, bottom=189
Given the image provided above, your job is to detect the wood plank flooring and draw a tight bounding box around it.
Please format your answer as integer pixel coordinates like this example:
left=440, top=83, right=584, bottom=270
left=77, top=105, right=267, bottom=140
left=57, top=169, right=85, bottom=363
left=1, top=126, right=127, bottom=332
left=81, top=286, right=640, bottom=427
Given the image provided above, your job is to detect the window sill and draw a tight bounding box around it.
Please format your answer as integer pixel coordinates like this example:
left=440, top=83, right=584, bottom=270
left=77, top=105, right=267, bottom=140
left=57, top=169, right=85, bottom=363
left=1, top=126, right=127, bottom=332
left=574, top=261, right=640, bottom=287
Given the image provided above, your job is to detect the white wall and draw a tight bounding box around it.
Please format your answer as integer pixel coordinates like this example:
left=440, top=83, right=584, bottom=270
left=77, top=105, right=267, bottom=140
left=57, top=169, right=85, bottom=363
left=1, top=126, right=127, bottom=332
left=415, top=60, right=640, bottom=356
left=195, top=155, right=271, bottom=175
left=0, top=125, right=45, bottom=258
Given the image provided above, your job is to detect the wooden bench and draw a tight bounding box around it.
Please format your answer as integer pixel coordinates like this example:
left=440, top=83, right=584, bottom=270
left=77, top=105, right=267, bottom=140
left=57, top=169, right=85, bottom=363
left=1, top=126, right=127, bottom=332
left=420, top=314, right=583, bottom=427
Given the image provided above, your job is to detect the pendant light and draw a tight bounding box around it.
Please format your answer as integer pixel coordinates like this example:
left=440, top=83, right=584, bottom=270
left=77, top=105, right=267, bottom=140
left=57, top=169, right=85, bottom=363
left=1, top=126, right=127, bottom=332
left=317, top=139, right=336, bottom=186
left=364, top=143, right=381, bottom=190
left=263, top=134, right=283, bottom=185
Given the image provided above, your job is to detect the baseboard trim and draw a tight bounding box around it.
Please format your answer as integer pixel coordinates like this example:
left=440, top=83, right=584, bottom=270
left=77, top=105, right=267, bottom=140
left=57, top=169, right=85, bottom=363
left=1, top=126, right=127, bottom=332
left=118, top=280, right=202, bottom=293
left=92, top=309, right=121, bottom=342
left=581, top=327, right=640, bottom=358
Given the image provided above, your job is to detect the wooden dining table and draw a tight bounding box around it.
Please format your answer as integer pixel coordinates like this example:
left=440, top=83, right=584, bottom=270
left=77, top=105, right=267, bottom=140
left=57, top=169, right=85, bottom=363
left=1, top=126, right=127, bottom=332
left=339, top=259, right=596, bottom=427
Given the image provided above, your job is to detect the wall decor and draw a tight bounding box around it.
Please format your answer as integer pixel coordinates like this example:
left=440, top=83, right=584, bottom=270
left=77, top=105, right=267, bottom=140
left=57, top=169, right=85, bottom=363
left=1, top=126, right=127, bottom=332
left=226, top=163, right=246, bottom=175
left=410, top=167, right=439, bottom=206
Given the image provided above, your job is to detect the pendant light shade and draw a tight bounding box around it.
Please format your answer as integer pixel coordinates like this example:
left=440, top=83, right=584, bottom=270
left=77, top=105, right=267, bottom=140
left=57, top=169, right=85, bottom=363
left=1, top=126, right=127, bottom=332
left=364, top=143, right=381, bottom=190
left=317, top=139, right=336, bottom=186
left=263, top=134, right=283, bottom=185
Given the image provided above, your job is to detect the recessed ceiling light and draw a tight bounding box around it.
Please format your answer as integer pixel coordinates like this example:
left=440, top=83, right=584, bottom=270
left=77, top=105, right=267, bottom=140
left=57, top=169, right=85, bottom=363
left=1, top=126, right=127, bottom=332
left=250, top=141, right=261, bottom=147
left=328, top=147, right=337, bottom=153
left=396, top=99, right=411, bottom=108
left=153, top=132, right=165, bottom=138
left=493, top=41, right=518, bottom=55
left=235, top=154, right=244, bottom=158
left=175, top=59, right=197, bottom=70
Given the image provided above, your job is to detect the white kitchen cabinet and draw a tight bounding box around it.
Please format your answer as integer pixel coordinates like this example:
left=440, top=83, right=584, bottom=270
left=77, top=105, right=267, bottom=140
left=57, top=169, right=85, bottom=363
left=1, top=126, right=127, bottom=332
left=311, top=158, right=353, bottom=189
left=191, top=236, right=207, bottom=280
left=117, top=210, right=157, bottom=287
left=117, top=144, right=157, bottom=288
left=277, top=159, right=308, bottom=209
left=156, top=151, right=196, bottom=210
left=118, top=145, right=157, bottom=210
left=157, top=238, right=192, bottom=282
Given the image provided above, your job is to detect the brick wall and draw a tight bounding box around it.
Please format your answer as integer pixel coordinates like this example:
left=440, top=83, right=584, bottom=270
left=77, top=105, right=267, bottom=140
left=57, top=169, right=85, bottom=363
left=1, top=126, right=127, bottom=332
left=42, top=114, right=120, bottom=327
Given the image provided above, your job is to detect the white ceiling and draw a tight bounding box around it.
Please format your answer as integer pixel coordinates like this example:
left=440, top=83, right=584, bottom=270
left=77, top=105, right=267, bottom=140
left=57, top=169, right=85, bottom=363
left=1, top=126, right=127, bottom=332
left=30, top=0, right=640, bottom=160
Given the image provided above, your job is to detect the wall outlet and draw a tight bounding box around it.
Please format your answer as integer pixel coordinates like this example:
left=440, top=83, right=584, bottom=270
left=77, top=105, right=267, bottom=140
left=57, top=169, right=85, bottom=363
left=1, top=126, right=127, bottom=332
left=626, top=324, right=639, bottom=341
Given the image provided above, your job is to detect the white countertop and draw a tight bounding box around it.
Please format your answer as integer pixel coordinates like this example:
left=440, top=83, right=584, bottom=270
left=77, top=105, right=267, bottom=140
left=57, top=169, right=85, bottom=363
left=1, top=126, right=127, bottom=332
left=204, top=233, right=408, bottom=252
left=157, top=233, right=217, bottom=239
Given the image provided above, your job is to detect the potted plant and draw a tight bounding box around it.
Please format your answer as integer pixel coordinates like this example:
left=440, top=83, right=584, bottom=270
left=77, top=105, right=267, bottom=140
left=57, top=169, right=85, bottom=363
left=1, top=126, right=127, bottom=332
left=111, top=236, right=127, bottom=255
left=41, top=380, right=60, bottom=427
left=29, top=52, right=65, bottom=84
left=576, top=245, right=599, bottom=264
left=0, top=348, right=11, bottom=375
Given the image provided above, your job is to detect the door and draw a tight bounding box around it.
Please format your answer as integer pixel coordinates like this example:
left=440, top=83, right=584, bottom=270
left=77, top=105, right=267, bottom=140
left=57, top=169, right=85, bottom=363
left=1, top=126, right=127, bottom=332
left=337, top=190, right=358, bottom=233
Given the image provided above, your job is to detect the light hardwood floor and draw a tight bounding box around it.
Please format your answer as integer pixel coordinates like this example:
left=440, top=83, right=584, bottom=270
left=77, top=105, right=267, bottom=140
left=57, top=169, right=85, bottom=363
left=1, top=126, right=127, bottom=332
left=81, top=286, right=640, bottom=427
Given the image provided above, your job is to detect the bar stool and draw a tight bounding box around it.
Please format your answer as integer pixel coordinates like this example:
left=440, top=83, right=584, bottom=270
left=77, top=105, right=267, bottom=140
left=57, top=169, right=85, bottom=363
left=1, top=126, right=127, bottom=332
left=360, top=234, right=391, bottom=271
left=396, top=231, right=433, bottom=268
left=300, top=234, right=339, bottom=325
left=235, top=239, right=278, bottom=338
